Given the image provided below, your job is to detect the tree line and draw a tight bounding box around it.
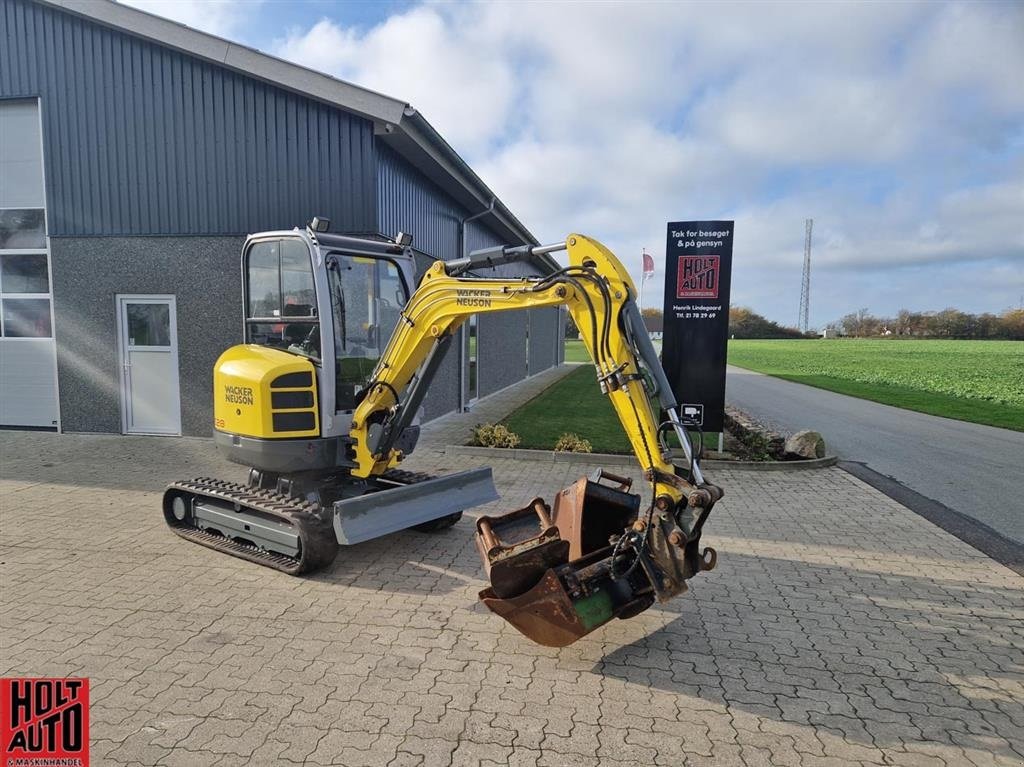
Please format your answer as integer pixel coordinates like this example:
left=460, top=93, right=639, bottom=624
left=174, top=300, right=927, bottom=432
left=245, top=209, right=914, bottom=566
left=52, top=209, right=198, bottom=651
left=725, top=306, right=1024, bottom=339
left=728, top=307, right=806, bottom=339
left=825, top=307, right=1024, bottom=339
left=569, top=306, right=1024, bottom=340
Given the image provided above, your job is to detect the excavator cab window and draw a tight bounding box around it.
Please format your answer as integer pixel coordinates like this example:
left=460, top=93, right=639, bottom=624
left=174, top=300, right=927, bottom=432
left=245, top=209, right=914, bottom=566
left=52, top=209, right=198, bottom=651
left=244, top=239, right=320, bottom=360
left=326, top=253, right=408, bottom=411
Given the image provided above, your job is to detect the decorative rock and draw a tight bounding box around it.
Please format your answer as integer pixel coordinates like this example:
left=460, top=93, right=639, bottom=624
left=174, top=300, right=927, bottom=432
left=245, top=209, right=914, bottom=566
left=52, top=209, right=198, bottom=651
left=784, top=429, right=826, bottom=460
left=723, top=408, right=786, bottom=460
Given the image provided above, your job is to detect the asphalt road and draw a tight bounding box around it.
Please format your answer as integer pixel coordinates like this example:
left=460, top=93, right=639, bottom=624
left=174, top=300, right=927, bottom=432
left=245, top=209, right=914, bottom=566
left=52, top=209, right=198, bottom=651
left=725, top=365, right=1024, bottom=545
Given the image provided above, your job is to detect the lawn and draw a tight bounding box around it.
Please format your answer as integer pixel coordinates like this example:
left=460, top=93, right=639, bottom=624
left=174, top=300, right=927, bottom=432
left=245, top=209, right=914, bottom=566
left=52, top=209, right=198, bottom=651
left=564, top=337, right=663, bottom=363
left=503, top=365, right=718, bottom=455
left=728, top=339, right=1024, bottom=431
left=564, top=338, right=590, bottom=363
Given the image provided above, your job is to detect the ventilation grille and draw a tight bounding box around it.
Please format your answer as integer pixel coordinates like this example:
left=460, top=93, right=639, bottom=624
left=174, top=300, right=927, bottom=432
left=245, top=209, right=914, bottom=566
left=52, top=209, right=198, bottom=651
left=270, top=372, right=316, bottom=434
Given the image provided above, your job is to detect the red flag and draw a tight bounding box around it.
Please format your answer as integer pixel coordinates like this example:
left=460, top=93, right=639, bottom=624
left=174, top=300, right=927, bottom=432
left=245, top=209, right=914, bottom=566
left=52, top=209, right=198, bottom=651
left=642, top=250, right=655, bottom=279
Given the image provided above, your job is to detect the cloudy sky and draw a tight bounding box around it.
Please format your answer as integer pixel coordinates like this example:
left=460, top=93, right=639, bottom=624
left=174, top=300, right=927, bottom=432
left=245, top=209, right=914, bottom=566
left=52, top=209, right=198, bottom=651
left=123, top=0, right=1023, bottom=328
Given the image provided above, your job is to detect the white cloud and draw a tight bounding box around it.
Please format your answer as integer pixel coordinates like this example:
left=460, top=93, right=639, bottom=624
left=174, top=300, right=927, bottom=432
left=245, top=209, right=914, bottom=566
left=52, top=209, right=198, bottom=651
left=269, top=0, right=1023, bottom=325
left=118, top=0, right=256, bottom=38
left=275, top=7, right=517, bottom=155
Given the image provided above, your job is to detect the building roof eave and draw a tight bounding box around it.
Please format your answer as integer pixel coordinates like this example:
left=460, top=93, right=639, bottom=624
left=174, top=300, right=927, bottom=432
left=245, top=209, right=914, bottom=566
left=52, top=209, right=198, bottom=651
left=38, top=0, right=409, bottom=125
left=34, top=0, right=556, bottom=270
left=387, top=111, right=562, bottom=273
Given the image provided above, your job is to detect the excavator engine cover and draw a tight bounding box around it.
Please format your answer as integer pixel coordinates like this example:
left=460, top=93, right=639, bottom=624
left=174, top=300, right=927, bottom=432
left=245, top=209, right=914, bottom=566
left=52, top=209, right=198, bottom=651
left=475, top=469, right=717, bottom=647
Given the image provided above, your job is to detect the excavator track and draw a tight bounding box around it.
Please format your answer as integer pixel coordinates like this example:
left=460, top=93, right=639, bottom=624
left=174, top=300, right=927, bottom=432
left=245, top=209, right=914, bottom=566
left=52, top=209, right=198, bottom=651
left=163, top=477, right=338, bottom=575
left=162, top=470, right=454, bottom=575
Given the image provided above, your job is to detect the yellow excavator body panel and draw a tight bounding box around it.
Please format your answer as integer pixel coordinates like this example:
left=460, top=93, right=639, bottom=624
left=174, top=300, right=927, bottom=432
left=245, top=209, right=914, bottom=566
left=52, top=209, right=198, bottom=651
left=213, top=344, right=319, bottom=439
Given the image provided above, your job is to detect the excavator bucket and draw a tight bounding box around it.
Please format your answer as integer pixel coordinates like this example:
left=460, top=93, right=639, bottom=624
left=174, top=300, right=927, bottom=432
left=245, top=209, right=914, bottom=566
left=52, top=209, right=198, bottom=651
left=475, top=469, right=717, bottom=647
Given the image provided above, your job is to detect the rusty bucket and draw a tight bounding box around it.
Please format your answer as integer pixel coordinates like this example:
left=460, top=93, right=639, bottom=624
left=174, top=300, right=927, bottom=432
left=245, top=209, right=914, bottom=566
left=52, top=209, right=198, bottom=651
left=474, top=470, right=664, bottom=647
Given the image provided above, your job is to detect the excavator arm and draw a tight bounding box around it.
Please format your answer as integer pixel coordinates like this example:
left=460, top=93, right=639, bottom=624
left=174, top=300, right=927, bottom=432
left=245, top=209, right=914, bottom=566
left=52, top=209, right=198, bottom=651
left=350, top=234, right=722, bottom=646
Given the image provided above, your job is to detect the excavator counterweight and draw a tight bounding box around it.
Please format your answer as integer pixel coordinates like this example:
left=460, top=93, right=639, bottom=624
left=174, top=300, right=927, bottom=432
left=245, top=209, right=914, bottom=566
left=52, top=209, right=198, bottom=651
left=163, top=226, right=721, bottom=646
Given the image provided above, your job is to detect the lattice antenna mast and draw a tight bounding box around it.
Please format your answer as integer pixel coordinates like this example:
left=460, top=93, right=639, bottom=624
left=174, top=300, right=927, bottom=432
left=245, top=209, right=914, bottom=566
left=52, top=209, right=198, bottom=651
left=798, top=218, right=813, bottom=333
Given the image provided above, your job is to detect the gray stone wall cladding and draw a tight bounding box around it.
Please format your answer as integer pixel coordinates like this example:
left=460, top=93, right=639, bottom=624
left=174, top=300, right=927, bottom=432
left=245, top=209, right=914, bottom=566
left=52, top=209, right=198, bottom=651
left=50, top=237, right=550, bottom=438
left=409, top=251, right=461, bottom=422
left=51, top=236, right=244, bottom=437
left=477, top=311, right=528, bottom=399
left=528, top=307, right=560, bottom=374
left=420, top=347, right=461, bottom=422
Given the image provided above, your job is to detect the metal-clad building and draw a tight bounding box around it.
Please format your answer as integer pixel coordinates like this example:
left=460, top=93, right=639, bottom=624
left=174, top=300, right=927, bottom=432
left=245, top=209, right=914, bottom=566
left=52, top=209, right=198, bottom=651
left=0, top=0, right=563, bottom=436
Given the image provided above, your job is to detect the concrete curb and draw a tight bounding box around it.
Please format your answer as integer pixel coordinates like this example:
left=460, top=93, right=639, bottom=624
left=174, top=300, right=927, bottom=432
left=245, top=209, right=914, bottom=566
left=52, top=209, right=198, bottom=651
left=838, top=460, right=1023, bottom=576
left=444, top=444, right=838, bottom=471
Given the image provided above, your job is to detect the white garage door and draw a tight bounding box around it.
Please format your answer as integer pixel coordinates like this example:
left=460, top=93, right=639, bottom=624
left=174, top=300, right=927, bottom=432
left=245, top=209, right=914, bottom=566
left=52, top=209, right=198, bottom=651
left=0, top=99, right=59, bottom=429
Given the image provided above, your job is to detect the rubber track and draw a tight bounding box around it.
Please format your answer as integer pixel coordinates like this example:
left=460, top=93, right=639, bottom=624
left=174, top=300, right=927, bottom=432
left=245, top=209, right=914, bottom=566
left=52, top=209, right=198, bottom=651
left=163, top=469, right=439, bottom=576
left=381, top=468, right=438, bottom=485
left=163, top=477, right=338, bottom=575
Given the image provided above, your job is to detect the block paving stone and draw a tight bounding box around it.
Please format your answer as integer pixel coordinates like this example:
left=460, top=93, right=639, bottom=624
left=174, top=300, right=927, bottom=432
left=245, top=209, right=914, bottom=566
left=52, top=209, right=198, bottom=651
left=2, top=374, right=1022, bottom=766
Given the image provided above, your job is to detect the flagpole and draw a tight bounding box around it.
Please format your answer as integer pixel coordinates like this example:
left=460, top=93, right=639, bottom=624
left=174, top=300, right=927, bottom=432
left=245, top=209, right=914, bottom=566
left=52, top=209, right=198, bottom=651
left=639, top=248, right=647, bottom=312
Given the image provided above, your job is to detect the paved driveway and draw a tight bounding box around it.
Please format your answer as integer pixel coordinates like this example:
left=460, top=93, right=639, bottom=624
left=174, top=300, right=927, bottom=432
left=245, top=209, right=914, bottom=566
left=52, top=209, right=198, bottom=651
left=726, top=365, right=1024, bottom=544
left=2, top=430, right=1022, bottom=766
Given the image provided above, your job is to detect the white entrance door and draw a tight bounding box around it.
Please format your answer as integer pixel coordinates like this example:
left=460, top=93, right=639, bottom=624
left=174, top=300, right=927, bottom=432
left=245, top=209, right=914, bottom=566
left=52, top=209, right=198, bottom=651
left=117, top=295, right=181, bottom=435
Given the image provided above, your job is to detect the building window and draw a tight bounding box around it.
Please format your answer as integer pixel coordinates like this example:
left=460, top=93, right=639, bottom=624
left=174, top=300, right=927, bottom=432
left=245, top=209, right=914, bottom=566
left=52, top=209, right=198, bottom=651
left=126, top=303, right=171, bottom=347
left=1, top=251, right=49, bottom=292
left=0, top=209, right=46, bottom=250
left=2, top=297, right=51, bottom=337
left=0, top=214, right=51, bottom=339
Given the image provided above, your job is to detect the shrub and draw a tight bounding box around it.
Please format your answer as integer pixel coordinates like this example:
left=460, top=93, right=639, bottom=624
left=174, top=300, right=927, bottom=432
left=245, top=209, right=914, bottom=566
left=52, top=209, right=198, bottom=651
left=470, top=423, right=521, bottom=449
left=554, top=432, right=592, bottom=453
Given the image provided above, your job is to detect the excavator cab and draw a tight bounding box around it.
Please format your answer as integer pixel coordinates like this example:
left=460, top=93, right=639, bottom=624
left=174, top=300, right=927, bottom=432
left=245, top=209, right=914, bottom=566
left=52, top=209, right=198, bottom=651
left=211, top=227, right=450, bottom=476
left=239, top=229, right=415, bottom=435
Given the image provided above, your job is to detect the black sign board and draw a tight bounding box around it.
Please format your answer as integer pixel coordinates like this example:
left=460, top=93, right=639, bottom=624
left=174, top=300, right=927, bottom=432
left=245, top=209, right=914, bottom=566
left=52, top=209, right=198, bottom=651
left=661, top=220, right=734, bottom=432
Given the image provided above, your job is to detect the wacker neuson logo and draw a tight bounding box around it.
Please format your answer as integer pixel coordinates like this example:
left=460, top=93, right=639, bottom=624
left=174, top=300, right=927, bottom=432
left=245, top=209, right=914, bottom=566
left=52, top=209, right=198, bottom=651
left=1, top=678, right=89, bottom=767
left=224, top=385, right=254, bottom=406
left=455, top=288, right=492, bottom=308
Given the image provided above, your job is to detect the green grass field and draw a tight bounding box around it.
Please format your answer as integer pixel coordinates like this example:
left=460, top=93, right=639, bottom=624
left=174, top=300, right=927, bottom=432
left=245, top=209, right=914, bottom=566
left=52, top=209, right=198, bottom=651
left=504, top=365, right=717, bottom=454
left=728, top=339, right=1024, bottom=431
left=564, top=338, right=590, bottom=363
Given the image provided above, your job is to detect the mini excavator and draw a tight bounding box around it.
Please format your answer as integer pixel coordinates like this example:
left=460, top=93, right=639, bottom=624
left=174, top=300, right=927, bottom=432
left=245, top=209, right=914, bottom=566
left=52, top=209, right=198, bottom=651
left=163, top=222, right=722, bottom=646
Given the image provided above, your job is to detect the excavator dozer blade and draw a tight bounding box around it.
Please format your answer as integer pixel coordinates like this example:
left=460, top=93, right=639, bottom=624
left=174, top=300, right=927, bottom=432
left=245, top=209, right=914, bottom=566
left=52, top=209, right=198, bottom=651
left=475, top=469, right=718, bottom=647
left=333, top=467, right=498, bottom=545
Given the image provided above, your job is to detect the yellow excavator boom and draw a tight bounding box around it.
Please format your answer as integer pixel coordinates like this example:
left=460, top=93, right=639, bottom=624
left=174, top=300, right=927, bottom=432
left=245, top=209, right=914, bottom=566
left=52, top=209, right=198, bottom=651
left=354, top=235, right=675, bottom=492
left=346, top=233, right=722, bottom=645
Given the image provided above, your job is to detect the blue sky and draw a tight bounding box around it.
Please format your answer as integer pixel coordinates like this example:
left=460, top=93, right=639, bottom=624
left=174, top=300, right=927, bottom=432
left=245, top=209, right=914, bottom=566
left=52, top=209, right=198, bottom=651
left=123, top=0, right=1024, bottom=328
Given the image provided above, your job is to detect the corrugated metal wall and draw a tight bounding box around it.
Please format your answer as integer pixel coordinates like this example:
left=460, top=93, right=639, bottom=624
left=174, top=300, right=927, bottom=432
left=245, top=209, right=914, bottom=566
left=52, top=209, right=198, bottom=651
left=378, top=143, right=469, bottom=261
left=0, top=0, right=377, bottom=236
left=377, top=143, right=559, bottom=412
left=378, top=143, right=538, bottom=271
